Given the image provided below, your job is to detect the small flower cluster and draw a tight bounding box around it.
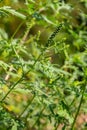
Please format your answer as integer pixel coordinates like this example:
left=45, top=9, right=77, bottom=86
left=46, top=23, right=63, bottom=47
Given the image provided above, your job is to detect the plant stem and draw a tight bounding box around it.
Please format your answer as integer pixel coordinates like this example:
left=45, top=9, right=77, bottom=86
left=1, top=77, right=23, bottom=102
left=32, top=106, right=46, bottom=128
left=18, top=95, right=35, bottom=118
left=55, top=124, right=59, bottom=130
left=70, top=83, right=86, bottom=130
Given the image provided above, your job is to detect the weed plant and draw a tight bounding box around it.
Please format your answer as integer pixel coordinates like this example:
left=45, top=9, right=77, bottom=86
left=0, top=0, right=87, bottom=130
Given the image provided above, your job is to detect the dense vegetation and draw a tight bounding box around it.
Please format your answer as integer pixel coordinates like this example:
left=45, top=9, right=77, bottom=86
left=0, top=0, right=87, bottom=130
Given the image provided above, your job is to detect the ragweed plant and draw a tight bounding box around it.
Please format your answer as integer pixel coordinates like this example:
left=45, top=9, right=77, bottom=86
left=0, top=0, right=87, bottom=130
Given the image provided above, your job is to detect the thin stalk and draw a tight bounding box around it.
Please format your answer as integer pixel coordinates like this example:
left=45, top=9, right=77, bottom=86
left=62, top=124, right=66, bottom=130
left=55, top=124, right=59, bottom=130
left=32, top=106, right=46, bottom=128
left=70, top=83, right=86, bottom=130
left=69, top=97, right=76, bottom=107
left=10, top=21, right=24, bottom=40
left=1, top=77, right=23, bottom=102
left=18, top=95, right=35, bottom=118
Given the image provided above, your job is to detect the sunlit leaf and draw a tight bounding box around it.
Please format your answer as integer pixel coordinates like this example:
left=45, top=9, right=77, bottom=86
left=0, top=6, right=26, bottom=19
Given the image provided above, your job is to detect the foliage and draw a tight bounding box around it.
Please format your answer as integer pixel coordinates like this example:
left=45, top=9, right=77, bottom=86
left=0, top=0, right=87, bottom=130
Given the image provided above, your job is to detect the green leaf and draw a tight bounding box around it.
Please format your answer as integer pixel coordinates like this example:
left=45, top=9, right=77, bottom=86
left=42, top=15, right=56, bottom=25
left=13, top=88, right=30, bottom=94
left=11, top=121, right=18, bottom=130
left=0, top=6, right=26, bottom=20
left=0, top=60, right=10, bottom=70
